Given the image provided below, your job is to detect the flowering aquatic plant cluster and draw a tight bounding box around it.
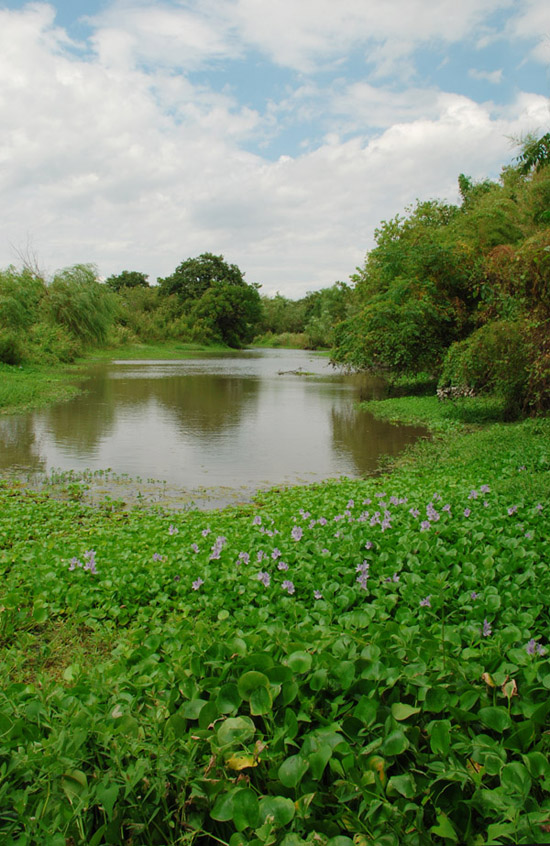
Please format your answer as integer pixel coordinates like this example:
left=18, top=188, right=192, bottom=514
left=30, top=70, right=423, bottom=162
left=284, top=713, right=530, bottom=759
left=1, top=417, right=550, bottom=846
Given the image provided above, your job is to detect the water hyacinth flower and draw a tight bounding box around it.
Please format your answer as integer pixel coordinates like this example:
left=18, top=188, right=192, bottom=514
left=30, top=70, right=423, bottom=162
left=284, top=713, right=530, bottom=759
left=392, top=573, right=400, bottom=582
left=468, top=489, right=478, bottom=499
left=314, top=590, right=323, bottom=600
left=482, top=618, right=492, bottom=637
left=420, top=596, right=431, bottom=607
left=442, top=504, right=451, bottom=513
left=363, top=498, right=372, bottom=505
left=347, top=499, right=355, bottom=509
left=152, top=553, right=164, bottom=562
left=480, top=485, right=490, bottom=494
left=83, top=550, right=97, bottom=573
left=277, top=561, right=289, bottom=571
left=463, top=508, right=471, bottom=518
left=257, top=571, right=271, bottom=587
left=237, top=551, right=250, bottom=565
left=209, top=536, right=227, bottom=560
left=192, top=577, right=204, bottom=591
left=410, top=507, right=420, bottom=519
left=191, top=543, right=199, bottom=554
left=291, top=526, right=303, bottom=541
left=282, top=580, right=295, bottom=595
left=257, top=550, right=266, bottom=563
left=471, top=591, right=480, bottom=600
left=420, top=520, right=431, bottom=532
left=535, top=503, right=543, bottom=512
left=271, top=548, right=282, bottom=560
left=321, top=548, right=329, bottom=555
left=318, top=517, right=327, bottom=526
left=68, top=556, right=82, bottom=571
left=526, top=639, right=546, bottom=656
left=168, top=524, right=179, bottom=535
left=507, top=505, right=518, bottom=516
left=365, top=540, right=373, bottom=550
left=252, top=515, right=262, bottom=526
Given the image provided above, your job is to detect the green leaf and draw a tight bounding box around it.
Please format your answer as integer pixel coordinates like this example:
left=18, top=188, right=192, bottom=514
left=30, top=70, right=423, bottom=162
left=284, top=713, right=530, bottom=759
left=387, top=773, right=416, bottom=798
left=391, top=702, right=420, bottom=721
left=286, top=651, right=312, bottom=673
left=96, top=782, right=119, bottom=821
left=238, top=671, right=270, bottom=700
left=500, top=762, right=532, bottom=799
left=217, top=716, right=255, bottom=747
left=180, top=698, right=207, bottom=719
left=217, top=683, right=242, bottom=714
left=211, top=788, right=239, bottom=822
left=381, top=730, right=409, bottom=756
left=258, top=795, right=295, bottom=826
left=250, top=685, right=272, bottom=716
left=478, top=707, right=512, bottom=733
left=429, top=720, right=451, bottom=756
left=279, top=754, right=309, bottom=788
left=430, top=812, right=458, bottom=842
left=232, top=788, right=260, bottom=831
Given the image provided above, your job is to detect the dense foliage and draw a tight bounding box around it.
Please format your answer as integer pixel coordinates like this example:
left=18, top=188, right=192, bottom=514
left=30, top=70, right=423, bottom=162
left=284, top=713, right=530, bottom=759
left=1, top=411, right=549, bottom=845
left=331, top=141, right=550, bottom=415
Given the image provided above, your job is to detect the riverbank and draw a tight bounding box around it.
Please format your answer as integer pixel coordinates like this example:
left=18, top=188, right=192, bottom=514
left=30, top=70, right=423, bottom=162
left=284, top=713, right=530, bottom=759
left=1, top=388, right=549, bottom=843
left=0, top=341, right=232, bottom=415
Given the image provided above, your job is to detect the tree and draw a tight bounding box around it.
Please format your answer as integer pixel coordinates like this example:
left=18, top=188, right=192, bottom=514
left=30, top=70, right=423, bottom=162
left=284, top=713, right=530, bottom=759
left=105, top=270, right=149, bottom=292
left=157, top=253, right=261, bottom=347
left=47, top=264, right=118, bottom=345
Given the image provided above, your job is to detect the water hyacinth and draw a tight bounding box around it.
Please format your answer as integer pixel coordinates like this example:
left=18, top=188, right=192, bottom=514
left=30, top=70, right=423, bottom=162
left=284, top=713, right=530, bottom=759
left=291, top=526, right=303, bottom=541
left=482, top=618, right=492, bottom=637
left=420, top=596, right=431, bottom=607
left=277, top=561, right=289, bottom=571
left=168, top=524, right=178, bottom=535
left=257, top=571, right=270, bottom=587
left=313, top=589, right=323, bottom=600
left=191, top=577, right=204, bottom=591
left=526, top=639, right=546, bottom=656
left=282, top=580, right=295, bottom=595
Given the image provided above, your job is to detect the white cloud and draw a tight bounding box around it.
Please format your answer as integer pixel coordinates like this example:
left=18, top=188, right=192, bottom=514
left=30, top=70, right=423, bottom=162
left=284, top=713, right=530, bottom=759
left=469, top=68, right=504, bottom=84
left=0, top=2, right=549, bottom=297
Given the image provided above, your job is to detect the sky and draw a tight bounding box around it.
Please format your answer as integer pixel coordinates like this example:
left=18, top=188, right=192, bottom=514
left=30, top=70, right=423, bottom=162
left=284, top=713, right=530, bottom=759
left=0, top=1, right=549, bottom=298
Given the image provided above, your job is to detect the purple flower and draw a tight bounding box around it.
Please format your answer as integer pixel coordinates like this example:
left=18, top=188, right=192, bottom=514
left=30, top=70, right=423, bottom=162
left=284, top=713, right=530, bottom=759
left=468, top=489, right=478, bottom=499
left=347, top=499, right=355, bottom=509
left=201, top=527, right=211, bottom=537
left=410, top=507, right=420, bottom=519
left=507, top=505, right=518, bottom=516
left=192, top=577, right=204, bottom=590
left=363, top=498, right=372, bottom=505
left=356, top=560, right=370, bottom=573
left=525, top=530, right=534, bottom=540
left=69, top=556, right=82, bottom=571
left=314, top=590, right=323, bottom=600
left=168, top=524, right=179, bottom=535
left=321, top=548, right=329, bottom=555
left=291, top=526, right=303, bottom=541
left=257, top=550, right=266, bottom=562
left=252, top=515, right=262, bottom=526
left=318, top=517, right=327, bottom=526
left=420, top=596, right=431, bottom=607
left=237, top=551, right=250, bottom=565
left=426, top=503, right=440, bottom=522
left=535, top=503, right=543, bottom=512
left=471, top=591, right=480, bottom=600
left=257, top=571, right=270, bottom=587
left=392, top=573, right=400, bottom=582
left=442, top=503, right=451, bottom=513
left=277, top=561, right=289, bottom=571
left=390, top=496, right=399, bottom=506
left=480, top=485, right=490, bottom=494
left=482, top=618, right=492, bottom=637
left=152, top=553, right=164, bottom=562
left=518, top=465, right=526, bottom=472
left=420, top=520, right=431, bottom=532
left=282, top=580, right=295, bottom=595
left=483, top=501, right=489, bottom=508
left=463, top=508, right=471, bottom=518
left=83, top=550, right=97, bottom=574
left=365, top=540, right=373, bottom=550
left=271, top=548, right=282, bottom=560
left=526, top=639, right=546, bottom=656
left=210, top=536, right=227, bottom=560
left=375, top=491, right=386, bottom=499
left=191, top=543, right=199, bottom=554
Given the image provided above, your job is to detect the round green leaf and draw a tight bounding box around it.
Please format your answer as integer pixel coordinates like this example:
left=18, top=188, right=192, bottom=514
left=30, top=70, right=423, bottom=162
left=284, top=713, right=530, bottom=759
left=286, top=651, right=312, bottom=673
left=217, top=683, right=242, bottom=714
left=250, top=685, right=272, bottom=716
left=238, top=671, right=270, bottom=700
left=478, top=707, right=512, bottom=733
left=217, top=716, right=255, bottom=747
left=259, top=795, right=295, bottom=826
left=391, top=702, right=420, bottom=721
left=278, top=754, right=309, bottom=788
left=381, top=730, right=409, bottom=756
left=232, top=788, right=260, bottom=831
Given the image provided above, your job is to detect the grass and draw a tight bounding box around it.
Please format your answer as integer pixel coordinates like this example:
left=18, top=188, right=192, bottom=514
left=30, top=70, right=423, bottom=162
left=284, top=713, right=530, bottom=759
left=0, top=389, right=549, bottom=844
left=0, top=363, right=82, bottom=414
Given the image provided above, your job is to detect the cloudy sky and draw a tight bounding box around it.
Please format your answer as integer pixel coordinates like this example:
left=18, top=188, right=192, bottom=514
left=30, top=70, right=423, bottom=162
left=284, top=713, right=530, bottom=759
left=0, top=0, right=549, bottom=297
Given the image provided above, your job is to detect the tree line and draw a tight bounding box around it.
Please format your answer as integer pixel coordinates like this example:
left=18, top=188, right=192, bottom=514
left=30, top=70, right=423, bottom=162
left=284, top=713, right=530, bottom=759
left=1, top=135, right=548, bottom=415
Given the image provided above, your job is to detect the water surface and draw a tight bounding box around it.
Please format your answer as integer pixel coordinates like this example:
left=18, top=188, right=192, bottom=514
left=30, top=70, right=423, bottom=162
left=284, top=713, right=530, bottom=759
left=0, top=349, right=426, bottom=508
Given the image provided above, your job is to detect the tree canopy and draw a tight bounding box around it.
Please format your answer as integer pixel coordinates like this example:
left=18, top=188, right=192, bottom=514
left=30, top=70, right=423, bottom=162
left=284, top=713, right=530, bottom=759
left=157, top=253, right=261, bottom=347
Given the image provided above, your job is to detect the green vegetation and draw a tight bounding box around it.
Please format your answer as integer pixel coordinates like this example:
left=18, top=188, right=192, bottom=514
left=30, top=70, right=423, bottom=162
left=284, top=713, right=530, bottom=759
left=0, top=363, right=82, bottom=414
left=1, top=396, right=549, bottom=844
left=331, top=139, right=550, bottom=417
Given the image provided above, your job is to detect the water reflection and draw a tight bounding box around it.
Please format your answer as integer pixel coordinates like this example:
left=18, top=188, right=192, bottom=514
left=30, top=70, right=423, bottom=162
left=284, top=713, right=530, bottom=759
left=0, top=350, right=426, bottom=506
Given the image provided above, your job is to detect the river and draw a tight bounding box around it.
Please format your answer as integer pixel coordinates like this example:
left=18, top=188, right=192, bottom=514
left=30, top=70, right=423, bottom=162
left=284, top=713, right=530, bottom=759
left=0, top=349, right=426, bottom=508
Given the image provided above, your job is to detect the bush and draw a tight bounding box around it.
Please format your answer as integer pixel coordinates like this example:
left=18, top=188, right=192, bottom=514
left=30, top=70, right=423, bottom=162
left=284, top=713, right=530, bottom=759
left=439, top=320, right=528, bottom=417
left=0, top=330, right=24, bottom=364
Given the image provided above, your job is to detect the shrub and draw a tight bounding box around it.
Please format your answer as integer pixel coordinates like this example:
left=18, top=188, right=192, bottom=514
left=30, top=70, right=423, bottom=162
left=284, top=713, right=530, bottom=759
left=0, top=330, right=24, bottom=364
